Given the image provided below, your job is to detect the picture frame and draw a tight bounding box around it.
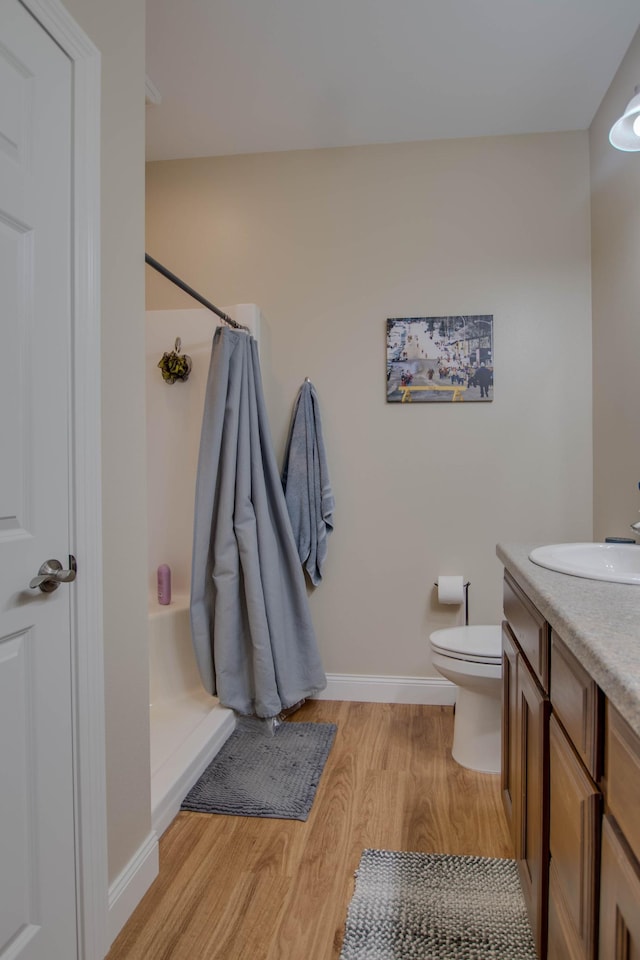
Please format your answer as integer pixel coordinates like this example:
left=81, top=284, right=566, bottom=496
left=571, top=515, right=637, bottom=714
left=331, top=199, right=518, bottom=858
left=386, top=315, right=494, bottom=403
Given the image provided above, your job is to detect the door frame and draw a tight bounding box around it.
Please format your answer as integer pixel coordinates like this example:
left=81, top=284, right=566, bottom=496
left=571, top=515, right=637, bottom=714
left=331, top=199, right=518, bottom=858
left=20, top=1, right=108, bottom=957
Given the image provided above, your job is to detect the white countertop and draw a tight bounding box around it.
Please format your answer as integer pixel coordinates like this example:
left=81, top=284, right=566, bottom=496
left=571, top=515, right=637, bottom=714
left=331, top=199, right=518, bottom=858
left=497, top=543, right=640, bottom=737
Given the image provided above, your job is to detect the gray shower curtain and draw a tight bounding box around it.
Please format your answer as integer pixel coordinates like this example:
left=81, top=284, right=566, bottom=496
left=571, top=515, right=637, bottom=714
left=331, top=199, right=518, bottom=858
left=190, top=326, right=327, bottom=718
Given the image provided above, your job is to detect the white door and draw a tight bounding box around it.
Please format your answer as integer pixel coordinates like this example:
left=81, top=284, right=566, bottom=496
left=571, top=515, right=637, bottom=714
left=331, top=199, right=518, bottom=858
left=0, top=1, right=78, bottom=958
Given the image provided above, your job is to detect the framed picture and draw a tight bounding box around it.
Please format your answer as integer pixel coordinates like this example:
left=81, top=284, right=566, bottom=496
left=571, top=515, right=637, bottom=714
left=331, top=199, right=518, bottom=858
left=386, top=315, right=494, bottom=403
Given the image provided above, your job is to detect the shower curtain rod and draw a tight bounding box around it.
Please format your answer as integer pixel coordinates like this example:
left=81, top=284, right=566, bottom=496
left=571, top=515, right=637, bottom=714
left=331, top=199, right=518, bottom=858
left=145, top=253, right=249, bottom=331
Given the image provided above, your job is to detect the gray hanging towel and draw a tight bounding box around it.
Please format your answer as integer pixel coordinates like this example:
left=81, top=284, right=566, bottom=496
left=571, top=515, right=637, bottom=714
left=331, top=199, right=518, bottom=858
left=281, top=380, right=334, bottom=586
left=190, top=328, right=327, bottom=718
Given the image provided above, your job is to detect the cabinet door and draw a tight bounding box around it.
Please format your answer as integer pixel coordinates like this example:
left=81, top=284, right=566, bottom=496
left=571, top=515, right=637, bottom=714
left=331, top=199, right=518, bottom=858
left=502, top=623, right=519, bottom=851
left=599, top=816, right=640, bottom=960
left=504, top=571, right=550, bottom=691
left=517, top=654, right=550, bottom=960
left=550, top=633, right=602, bottom=780
left=605, top=703, right=640, bottom=865
left=547, top=715, right=601, bottom=960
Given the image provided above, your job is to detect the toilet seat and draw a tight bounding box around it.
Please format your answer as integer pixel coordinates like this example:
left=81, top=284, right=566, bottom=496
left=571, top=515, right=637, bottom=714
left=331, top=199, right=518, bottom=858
left=430, top=625, right=502, bottom=664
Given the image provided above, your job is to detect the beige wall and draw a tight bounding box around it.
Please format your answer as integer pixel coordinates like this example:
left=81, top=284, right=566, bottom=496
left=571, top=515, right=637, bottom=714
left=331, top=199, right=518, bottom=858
left=61, top=0, right=150, bottom=887
left=147, top=132, right=593, bottom=678
left=590, top=29, right=640, bottom=540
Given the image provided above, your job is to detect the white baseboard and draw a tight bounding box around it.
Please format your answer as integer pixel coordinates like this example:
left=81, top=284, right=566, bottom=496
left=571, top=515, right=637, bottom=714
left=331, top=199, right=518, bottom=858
left=314, top=673, right=457, bottom=705
left=108, top=831, right=159, bottom=946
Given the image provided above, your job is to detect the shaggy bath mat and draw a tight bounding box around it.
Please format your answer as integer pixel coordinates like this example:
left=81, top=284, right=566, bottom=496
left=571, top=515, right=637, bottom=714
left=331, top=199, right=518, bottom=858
left=340, top=849, right=537, bottom=960
left=181, top=716, right=337, bottom=821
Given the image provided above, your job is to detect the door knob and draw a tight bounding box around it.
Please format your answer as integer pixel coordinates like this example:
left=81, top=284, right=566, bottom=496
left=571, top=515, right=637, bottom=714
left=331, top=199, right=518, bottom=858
left=29, top=556, right=77, bottom=593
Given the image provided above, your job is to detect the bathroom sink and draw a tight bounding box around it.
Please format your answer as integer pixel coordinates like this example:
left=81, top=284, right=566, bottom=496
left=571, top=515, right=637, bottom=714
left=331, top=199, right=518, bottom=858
left=529, top=542, right=640, bottom=585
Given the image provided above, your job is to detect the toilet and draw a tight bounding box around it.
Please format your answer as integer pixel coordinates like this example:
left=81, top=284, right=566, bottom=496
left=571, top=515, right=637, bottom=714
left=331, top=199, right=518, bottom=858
left=429, top=625, right=502, bottom=774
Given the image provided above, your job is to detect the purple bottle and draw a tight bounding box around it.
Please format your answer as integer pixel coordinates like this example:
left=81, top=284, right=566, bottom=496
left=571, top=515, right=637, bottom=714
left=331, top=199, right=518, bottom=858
left=157, top=564, right=171, bottom=605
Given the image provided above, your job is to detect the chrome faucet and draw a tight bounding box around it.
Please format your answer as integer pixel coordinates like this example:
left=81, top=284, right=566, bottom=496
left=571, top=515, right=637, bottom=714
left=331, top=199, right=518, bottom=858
left=631, top=520, right=640, bottom=536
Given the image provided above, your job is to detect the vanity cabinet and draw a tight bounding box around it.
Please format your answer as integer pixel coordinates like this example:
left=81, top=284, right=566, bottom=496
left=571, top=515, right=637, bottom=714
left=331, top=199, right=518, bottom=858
left=502, top=566, right=640, bottom=960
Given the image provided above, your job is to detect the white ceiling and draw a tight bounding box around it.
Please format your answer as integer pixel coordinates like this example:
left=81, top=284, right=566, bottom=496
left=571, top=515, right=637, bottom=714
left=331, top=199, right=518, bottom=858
left=145, top=0, right=640, bottom=162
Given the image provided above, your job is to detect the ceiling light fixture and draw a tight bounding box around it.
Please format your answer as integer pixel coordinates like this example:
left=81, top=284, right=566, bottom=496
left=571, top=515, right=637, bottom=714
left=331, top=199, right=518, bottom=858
left=609, top=86, right=640, bottom=151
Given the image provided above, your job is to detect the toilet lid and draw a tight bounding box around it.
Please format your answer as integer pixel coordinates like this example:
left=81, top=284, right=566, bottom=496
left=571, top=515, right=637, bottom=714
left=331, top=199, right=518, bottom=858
left=430, top=625, right=502, bottom=663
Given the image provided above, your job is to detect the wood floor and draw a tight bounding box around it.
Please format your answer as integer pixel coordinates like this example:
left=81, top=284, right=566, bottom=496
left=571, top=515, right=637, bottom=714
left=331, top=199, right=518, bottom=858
left=106, top=700, right=512, bottom=960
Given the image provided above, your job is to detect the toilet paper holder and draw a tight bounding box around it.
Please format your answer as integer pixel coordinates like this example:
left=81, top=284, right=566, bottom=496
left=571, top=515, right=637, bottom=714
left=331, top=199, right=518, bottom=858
left=434, top=580, right=470, bottom=625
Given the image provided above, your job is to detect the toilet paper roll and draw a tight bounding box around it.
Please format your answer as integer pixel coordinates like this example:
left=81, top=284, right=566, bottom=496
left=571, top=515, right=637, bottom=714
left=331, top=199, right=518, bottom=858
left=437, top=576, right=465, bottom=605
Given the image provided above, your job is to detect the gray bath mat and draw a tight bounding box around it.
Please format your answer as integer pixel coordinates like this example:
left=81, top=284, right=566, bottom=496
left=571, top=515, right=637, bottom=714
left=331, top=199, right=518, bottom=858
left=181, top=717, right=337, bottom=821
left=340, top=849, right=537, bottom=960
